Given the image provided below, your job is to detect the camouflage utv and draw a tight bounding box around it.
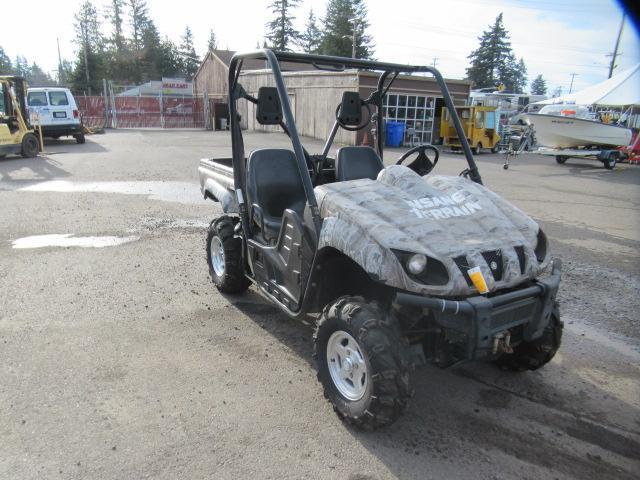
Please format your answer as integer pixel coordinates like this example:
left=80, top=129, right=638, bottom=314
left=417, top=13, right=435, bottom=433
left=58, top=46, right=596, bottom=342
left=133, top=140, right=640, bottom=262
left=198, top=50, right=562, bottom=429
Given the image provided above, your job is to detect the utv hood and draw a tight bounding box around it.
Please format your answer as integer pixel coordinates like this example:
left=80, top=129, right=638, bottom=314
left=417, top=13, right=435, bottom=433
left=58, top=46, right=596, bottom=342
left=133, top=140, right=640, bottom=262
left=314, top=165, right=545, bottom=296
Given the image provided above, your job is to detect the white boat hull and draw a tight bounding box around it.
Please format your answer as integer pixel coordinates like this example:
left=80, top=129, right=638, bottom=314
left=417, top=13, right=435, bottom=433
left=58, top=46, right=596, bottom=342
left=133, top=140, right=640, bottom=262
left=524, top=113, right=632, bottom=148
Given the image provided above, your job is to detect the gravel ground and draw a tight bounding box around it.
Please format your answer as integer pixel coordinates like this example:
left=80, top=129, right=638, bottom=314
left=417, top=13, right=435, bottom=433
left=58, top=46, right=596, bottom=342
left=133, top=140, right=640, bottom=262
left=0, top=129, right=638, bottom=480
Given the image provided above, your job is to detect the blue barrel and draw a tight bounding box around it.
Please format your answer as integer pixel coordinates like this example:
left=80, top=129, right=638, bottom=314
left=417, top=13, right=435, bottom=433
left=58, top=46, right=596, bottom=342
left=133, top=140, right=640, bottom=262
left=385, top=121, right=406, bottom=147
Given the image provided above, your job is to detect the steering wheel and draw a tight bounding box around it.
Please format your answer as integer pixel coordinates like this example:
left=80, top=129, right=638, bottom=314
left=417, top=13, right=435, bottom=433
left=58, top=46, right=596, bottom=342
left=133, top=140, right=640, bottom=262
left=396, top=144, right=440, bottom=176
left=304, top=151, right=320, bottom=183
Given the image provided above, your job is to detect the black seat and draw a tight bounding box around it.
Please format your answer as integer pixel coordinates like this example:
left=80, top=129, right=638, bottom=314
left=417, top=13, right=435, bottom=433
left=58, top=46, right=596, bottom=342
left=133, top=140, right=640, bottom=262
left=246, top=148, right=306, bottom=240
left=335, top=146, right=384, bottom=182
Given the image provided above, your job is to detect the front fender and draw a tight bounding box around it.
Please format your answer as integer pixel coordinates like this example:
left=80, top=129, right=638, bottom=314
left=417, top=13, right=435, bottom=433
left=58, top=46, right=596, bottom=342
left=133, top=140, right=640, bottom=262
left=318, top=216, right=405, bottom=288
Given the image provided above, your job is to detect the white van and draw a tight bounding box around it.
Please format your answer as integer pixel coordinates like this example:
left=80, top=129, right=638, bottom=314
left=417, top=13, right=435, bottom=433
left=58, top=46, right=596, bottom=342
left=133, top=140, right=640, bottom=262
left=27, top=87, right=85, bottom=143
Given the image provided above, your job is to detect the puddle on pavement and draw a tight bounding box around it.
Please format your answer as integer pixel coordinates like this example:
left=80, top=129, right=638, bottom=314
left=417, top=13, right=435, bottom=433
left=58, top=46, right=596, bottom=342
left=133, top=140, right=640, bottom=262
left=12, top=234, right=139, bottom=249
left=6, top=180, right=206, bottom=205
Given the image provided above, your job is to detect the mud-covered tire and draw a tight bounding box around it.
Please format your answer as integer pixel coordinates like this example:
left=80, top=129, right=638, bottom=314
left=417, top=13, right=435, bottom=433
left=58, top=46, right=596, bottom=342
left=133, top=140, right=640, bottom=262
left=494, top=308, right=563, bottom=371
left=314, top=296, right=412, bottom=430
left=21, top=133, right=39, bottom=158
left=206, top=216, right=250, bottom=294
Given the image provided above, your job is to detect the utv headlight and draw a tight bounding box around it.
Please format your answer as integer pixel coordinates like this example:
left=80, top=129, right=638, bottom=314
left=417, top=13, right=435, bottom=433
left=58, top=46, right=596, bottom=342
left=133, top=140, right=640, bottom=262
left=392, top=250, right=449, bottom=286
left=407, top=254, right=427, bottom=275
left=534, top=229, right=548, bottom=263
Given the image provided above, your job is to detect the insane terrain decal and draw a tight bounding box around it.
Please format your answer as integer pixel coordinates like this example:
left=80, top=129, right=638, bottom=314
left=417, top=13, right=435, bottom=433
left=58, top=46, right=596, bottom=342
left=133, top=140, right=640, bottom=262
left=405, top=191, right=483, bottom=219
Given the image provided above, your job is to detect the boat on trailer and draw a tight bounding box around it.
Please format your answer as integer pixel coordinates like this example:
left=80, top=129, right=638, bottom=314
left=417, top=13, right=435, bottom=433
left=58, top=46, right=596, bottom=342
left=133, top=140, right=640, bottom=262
left=524, top=104, right=632, bottom=149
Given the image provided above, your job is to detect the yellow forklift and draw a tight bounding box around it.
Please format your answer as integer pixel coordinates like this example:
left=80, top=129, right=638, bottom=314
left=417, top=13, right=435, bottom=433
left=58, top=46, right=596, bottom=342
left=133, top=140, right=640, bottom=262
left=440, top=105, right=500, bottom=154
left=0, top=76, right=39, bottom=159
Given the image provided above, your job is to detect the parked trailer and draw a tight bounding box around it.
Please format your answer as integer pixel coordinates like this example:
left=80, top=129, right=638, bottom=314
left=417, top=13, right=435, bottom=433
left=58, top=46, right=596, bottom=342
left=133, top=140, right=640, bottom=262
left=533, top=147, right=626, bottom=170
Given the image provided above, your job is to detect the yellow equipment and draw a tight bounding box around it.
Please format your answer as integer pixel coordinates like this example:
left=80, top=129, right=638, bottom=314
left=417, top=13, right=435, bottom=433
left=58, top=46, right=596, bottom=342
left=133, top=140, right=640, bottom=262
left=440, top=106, right=501, bottom=154
left=0, top=76, right=39, bottom=159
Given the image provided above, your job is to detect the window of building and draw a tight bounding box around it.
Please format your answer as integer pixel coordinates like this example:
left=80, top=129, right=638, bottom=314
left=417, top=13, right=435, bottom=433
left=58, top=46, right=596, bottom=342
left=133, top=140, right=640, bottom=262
left=383, top=93, right=437, bottom=144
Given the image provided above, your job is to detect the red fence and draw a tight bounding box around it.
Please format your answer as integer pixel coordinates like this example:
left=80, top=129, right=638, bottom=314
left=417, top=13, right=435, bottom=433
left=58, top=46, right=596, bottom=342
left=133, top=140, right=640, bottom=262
left=76, top=95, right=205, bottom=129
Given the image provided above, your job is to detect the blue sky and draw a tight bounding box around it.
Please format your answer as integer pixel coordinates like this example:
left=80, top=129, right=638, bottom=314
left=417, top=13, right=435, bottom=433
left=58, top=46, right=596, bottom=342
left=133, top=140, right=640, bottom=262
left=1, top=0, right=638, bottom=94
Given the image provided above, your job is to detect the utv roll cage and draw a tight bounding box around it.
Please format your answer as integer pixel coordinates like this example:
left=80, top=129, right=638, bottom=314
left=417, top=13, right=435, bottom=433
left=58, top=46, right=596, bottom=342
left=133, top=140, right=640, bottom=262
left=228, top=49, right=482, bottom=241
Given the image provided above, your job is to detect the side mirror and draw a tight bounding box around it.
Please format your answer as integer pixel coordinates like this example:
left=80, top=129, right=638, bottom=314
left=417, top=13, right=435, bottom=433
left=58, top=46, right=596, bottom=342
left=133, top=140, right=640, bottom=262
left=337, top=91, right=362, bottom=126
left=256, top=87, right=282, bottom=125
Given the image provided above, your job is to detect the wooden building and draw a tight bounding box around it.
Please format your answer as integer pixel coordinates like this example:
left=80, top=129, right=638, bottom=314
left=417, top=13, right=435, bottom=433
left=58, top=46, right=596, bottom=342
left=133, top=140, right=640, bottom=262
left=194, top=49, right=472, bottom=145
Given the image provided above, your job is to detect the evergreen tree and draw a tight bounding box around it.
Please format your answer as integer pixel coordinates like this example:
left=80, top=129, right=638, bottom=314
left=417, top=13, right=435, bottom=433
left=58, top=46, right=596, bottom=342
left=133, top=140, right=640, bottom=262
left=265, top=0, right=301, bottom=51
left=105, top=0, right=131, bottom=82
left=159, top=37, right=182, bottom=77
left=139, top=20, right=163, bottom=81
left=0, top=47, right=12, bottom=74
left=179, top=26, right=199, bottom=79
left=207, top=29, right=218, bottom=51
left=14, top=55, right=29, bottom=77
left=530, top=74, right=547, bottom=95
left=466, top=13, right=524, bottom=90
left=298, top=9, right=322, bottom=54
left=71, top=1, right=107, bottom=92
left=320, top=0, right=374, bottom=59
left=27, top=62, right=56, bottom=86
left=128, top=0, right=150, bottom=54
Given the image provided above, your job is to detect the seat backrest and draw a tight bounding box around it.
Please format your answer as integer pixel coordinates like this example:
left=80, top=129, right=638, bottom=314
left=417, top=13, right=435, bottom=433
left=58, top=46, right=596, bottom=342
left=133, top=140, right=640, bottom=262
left=335, top=146, right=384, bottom=182
left=246, top=148, right=306, bottom=219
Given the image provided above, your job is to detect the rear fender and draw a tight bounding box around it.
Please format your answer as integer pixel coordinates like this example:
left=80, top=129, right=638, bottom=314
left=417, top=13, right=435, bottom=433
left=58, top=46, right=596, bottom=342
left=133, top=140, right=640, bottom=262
left=201, top=176, right=238, bottom=213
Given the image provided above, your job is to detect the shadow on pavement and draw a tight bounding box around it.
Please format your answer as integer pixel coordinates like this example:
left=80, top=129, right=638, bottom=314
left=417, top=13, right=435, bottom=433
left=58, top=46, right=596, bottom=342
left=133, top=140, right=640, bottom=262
left=225, top=290, right=640, bottom=480
left=0, top=155, right=71, bottom=182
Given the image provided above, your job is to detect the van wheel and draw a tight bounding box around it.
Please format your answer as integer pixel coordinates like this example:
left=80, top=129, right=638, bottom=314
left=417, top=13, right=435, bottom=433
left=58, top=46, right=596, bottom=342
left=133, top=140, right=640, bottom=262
left=314, top=297, right=412, bottom=430
left=206, top=216, right=250, bottom=294
left=555, top=155, right=568, bottom=164
left=21, top=133, right=39, bottom=158
left=75, top=133, right=86, bottom=144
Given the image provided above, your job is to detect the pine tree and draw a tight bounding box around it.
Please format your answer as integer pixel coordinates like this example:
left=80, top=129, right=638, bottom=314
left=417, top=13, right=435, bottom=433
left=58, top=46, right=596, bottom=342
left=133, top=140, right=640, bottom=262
left=128, top=0, right=150, bottom=54
left=207, top=29, right=218, bottom=51
left=179, top=26, right=199, bottom=79
left=319, top=0, right=374, bottom=59
left=0, top=47, right=12, bottom=74
left=106, top=0, right=126, bottom=50
left=265, top=0, right=301, bottom=51
left=530, top=74, right=547, bottom=95
left=72, top=1, right=106, bottom=93
left=105, top=0, right=132, bottom=82
left=27, top=62, right=56, bottom=86
left=466, top=13, right=521, bottom=90
left=159, top=37, right=182, bottom=77
left=298, top=9, right=322, bottom=54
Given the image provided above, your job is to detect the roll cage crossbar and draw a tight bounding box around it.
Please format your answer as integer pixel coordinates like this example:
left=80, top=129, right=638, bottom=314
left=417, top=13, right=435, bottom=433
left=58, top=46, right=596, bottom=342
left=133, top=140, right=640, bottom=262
left=228, top=49, right=483, bottom=240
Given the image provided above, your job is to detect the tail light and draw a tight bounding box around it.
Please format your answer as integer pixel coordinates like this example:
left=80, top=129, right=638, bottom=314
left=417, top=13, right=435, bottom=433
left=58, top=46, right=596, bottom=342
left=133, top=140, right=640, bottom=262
left=73, top=110, right=79, bottom=118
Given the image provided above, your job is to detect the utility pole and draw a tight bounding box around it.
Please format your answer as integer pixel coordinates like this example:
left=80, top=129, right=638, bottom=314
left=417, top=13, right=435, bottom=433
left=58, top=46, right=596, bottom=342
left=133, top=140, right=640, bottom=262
left=608, top=13, right=625, bottom=78
left=348, top=17, right=359, bottom=59
left=432, top=57, right=439, bottom=69
left=569, top=73, right=578, bottom=93
left=57, top=38, right=64, bottom=85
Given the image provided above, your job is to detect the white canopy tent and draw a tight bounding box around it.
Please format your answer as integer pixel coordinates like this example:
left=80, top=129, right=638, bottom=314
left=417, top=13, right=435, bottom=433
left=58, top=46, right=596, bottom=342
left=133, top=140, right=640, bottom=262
left=535, top=64, right=640, bottom=106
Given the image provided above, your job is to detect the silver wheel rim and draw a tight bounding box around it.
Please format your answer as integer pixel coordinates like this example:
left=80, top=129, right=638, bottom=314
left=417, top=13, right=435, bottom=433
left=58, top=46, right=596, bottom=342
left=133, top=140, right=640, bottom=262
left=210, top=236, right=225, bottom=277
left=327, top=331, right=368, bottom=401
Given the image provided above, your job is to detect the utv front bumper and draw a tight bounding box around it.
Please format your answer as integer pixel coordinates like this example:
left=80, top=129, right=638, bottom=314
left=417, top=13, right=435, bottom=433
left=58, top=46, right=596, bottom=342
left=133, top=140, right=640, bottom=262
left=395, top=259, right=561, bottom=364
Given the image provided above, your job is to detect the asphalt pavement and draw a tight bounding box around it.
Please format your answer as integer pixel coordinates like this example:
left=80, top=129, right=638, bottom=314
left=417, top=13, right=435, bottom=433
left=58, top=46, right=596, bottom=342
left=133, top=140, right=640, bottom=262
left=1, top=129, right=638, bottom=480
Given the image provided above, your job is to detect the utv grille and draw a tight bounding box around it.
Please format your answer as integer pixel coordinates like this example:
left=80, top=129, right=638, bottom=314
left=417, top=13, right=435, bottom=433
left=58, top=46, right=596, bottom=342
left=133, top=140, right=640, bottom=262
left=514, top=246, right=526, bottom=274
left=481, top=249, right=504, bottom=281
left=453, top=256, right=473, bottom=287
